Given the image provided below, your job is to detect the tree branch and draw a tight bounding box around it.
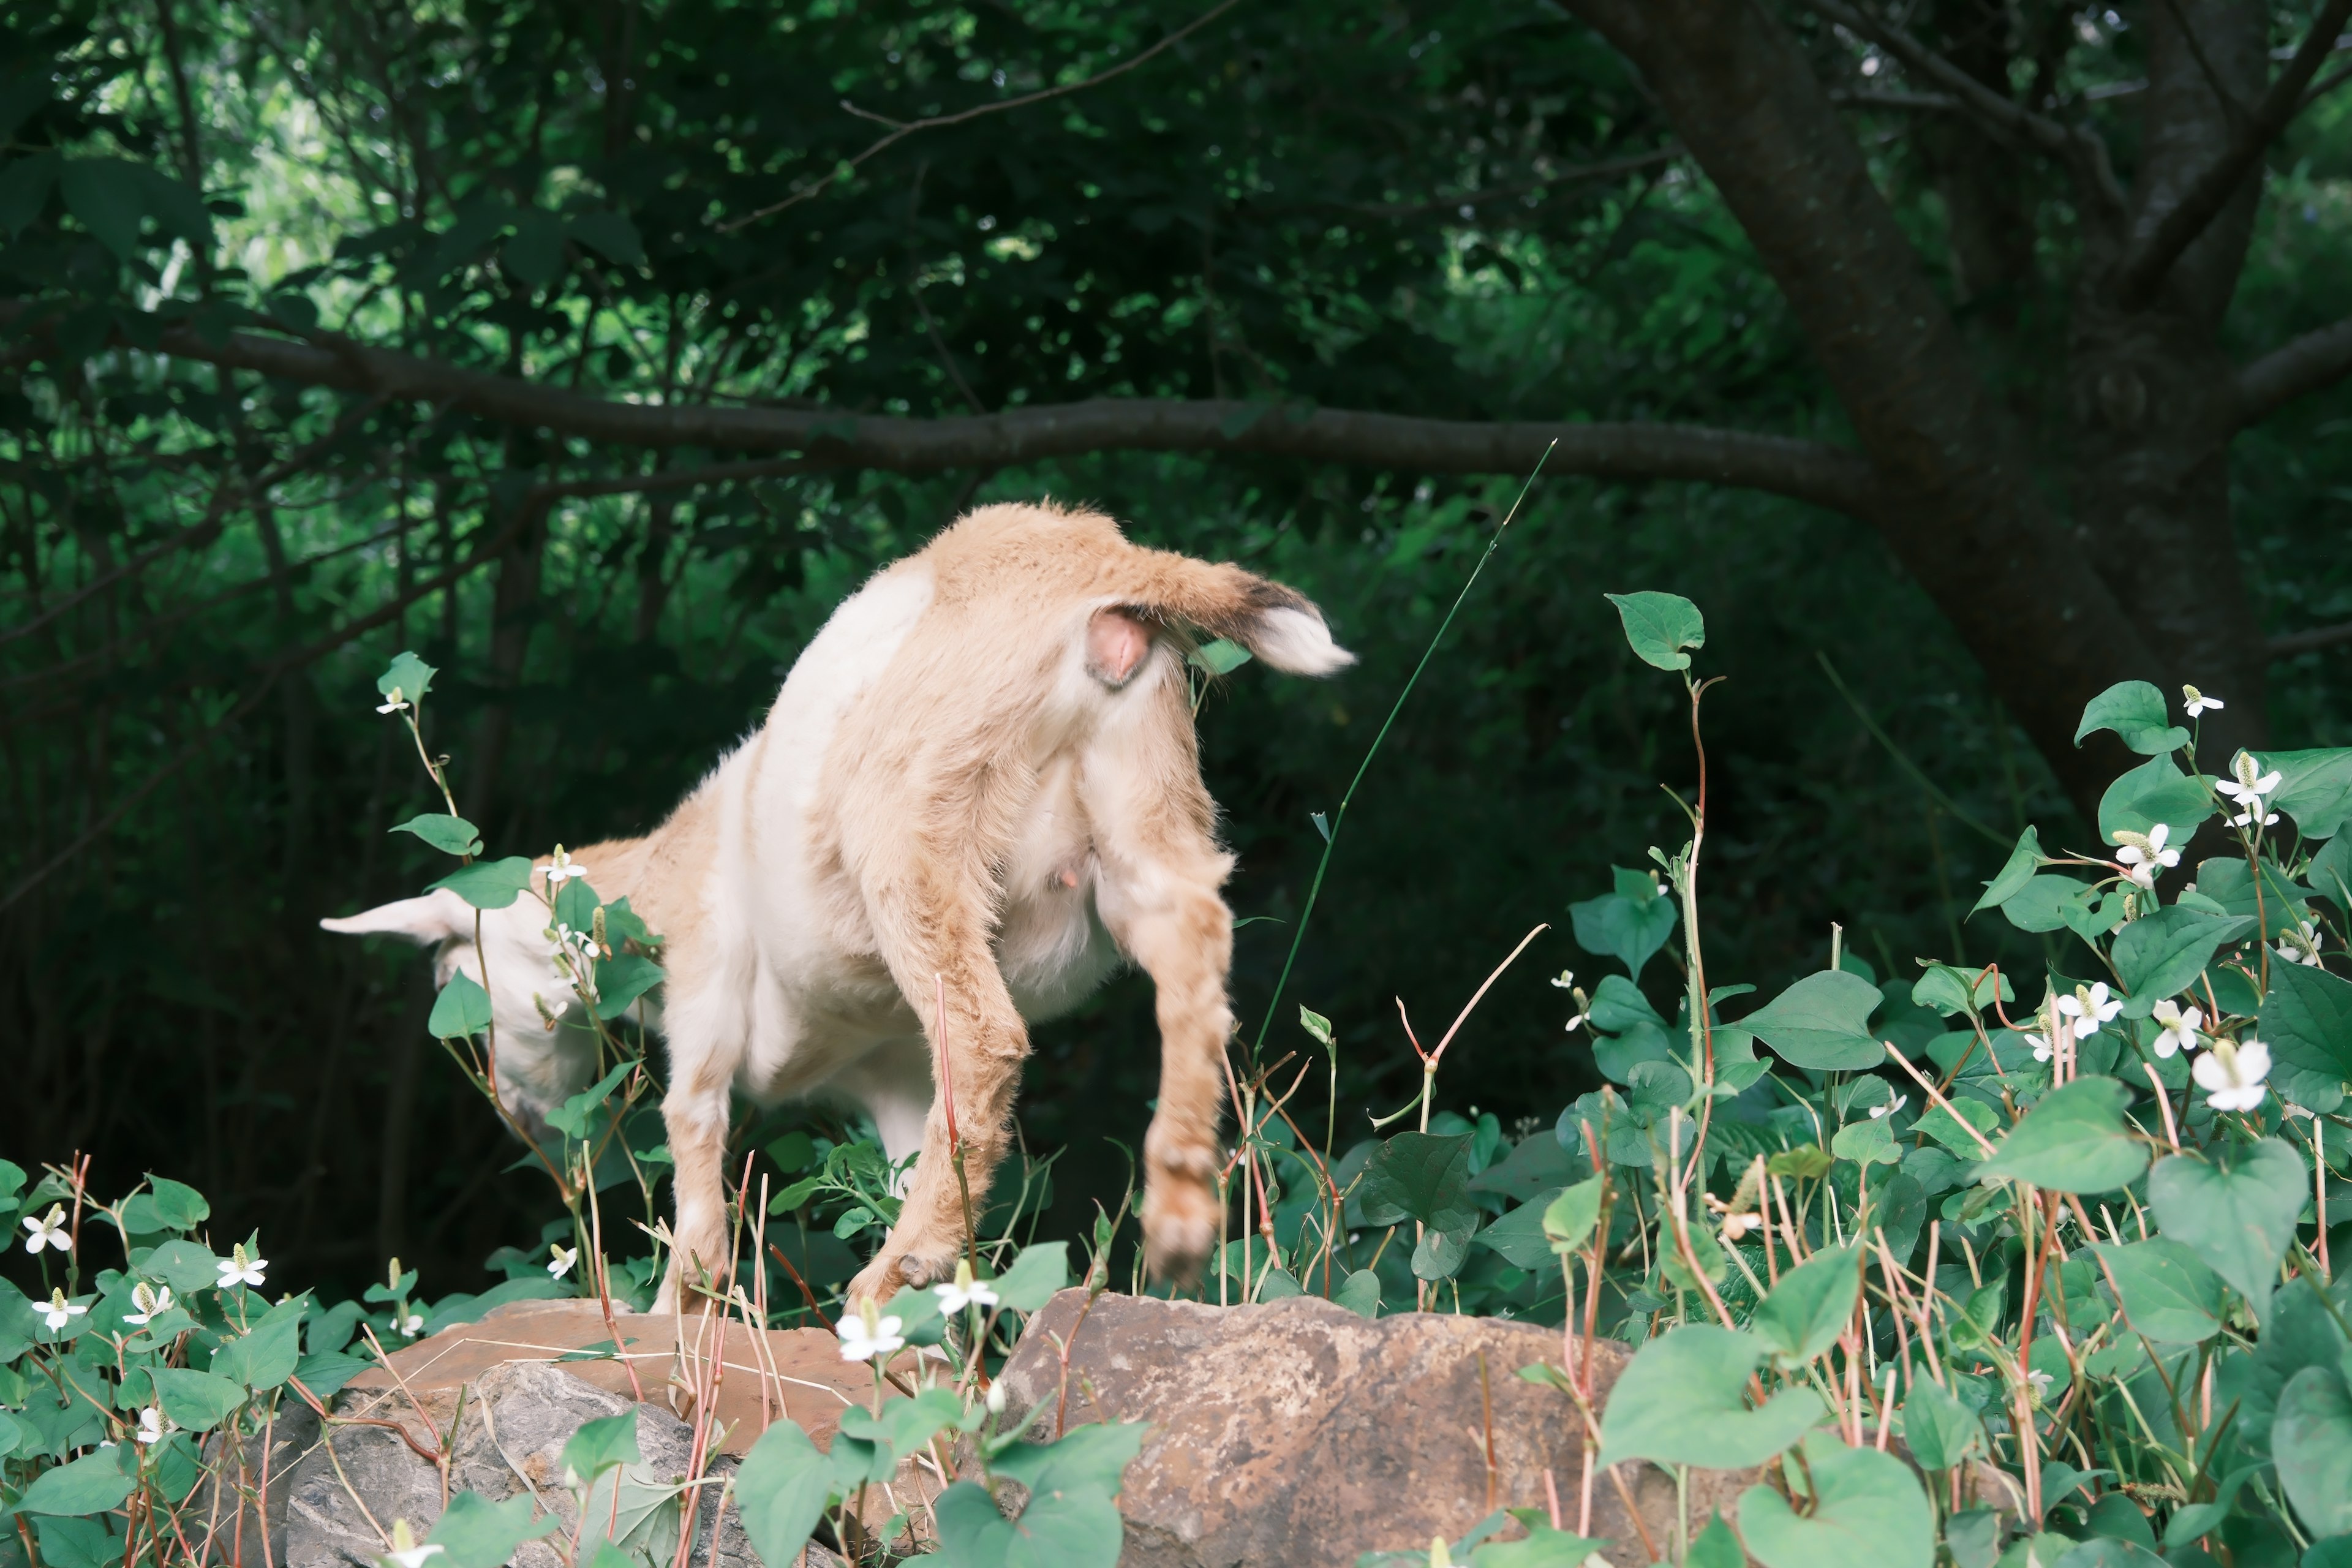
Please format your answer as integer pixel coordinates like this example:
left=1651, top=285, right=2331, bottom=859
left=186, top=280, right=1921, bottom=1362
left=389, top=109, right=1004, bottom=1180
left=2233, top=314, right=2352, bottom=428
left=2115, top=0, right=2352, bottom=307
left=1800, top=0, right=2125, bottom=212
left=2268, top=620, right=2352, bottom=659
left=9, top=303, right=1884, bottom=517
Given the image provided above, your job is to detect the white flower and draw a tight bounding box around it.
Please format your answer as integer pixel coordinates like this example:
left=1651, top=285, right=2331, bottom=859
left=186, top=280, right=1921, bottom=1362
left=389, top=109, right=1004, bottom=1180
left=2056, top=982, right=2122, bottom=1038
left=2113, top=824, right=2182, bottom=889
left=1869, top=1093, right=1908, bottom=1120
left=398, top=1313, right=425, bottom=1338
left=2024, top=1031, right=2056, bottom=1064
left=1563, top=1012, right=1586, bottom=1035
left=837, top=1303, right=905, bottom=1363
left=135, top=1406, right=172, bottom=1445
left=548, top=1245, right=578, bottom=1280
left=2218, top=752, right=2284, bottom=827
left=2276, top=920, right=2326, bottom=968
left=2024, top=1368, right=2054, bottom=1403
left=217, top=1243, right=267, bottom=1291
left=2193, top=1038, right=2272, bottom=1113
left=933, top=1261, right=1000, bottom=1315
left=2150, top=1001, right=2204, bottom=1059
left=545, top=846, right=587, bottom=887
left=375, top=689, right=409, bottom=715
left=21, top=1204, right=69, bottom=1254
left=2183, top=685, right=2224, bottom=718
left=124, top=1282, right=175, bottom=1325
left=985, top=1380, right=1009, bottom=1415
left=384, top=1542, right=446, bottom=1568
left=1719, top=1210, right=1763, bottom=1241
left=40, top=1289, right=86, bottom=1333
left=1549, top=969, right=1575, bottom=990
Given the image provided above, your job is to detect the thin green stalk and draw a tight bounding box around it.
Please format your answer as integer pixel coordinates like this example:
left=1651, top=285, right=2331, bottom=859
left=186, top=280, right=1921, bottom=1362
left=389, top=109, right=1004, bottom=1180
left=1250, top=446, right=1555, bottom=1058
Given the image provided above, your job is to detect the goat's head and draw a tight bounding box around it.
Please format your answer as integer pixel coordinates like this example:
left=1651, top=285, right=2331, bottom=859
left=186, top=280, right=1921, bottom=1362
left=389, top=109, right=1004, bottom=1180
left=321, top=890, right=594, bottom=1133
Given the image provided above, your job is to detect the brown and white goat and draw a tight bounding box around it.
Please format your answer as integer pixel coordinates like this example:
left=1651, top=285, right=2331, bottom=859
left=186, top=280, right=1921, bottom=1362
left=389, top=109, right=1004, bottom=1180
left=323, top=502, right=1352, bottom=1309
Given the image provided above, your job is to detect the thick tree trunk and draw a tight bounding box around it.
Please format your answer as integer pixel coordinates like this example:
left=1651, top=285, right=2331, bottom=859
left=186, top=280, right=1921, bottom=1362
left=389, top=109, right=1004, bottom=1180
left=1562, top=0, right=2159, bottom=817
left=2068, top=0, right=2274, bottom=767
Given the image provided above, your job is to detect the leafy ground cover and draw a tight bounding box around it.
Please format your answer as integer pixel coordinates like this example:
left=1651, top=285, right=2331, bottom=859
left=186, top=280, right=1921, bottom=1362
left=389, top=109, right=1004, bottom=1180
left=10, top=569, right=2352, bottom=1568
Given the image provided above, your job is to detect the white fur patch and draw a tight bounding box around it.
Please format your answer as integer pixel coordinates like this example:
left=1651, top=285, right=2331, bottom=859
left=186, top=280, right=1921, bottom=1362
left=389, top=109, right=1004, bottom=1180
left=1248, top=606, right=1355, bottom=676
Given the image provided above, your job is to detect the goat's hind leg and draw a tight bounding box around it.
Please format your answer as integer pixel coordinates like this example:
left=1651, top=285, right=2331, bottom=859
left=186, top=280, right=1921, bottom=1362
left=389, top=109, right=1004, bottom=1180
left=652, top=969, right=748, bottom=1313
left=844, top=884, right=1030, bottom=1306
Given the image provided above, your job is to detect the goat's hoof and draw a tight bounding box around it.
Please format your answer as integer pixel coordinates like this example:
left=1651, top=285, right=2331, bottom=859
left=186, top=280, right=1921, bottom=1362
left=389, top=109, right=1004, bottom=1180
left=1141, top=1171, right=1219, bottom=1284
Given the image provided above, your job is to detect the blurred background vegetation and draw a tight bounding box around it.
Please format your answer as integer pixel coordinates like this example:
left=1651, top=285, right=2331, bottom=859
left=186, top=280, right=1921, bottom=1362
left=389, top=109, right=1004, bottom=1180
left=3, top=0, right=2348, bottom=1300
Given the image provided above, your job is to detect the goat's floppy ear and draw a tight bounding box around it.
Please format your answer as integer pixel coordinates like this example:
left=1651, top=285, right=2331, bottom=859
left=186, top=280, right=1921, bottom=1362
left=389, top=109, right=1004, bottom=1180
left=319, top=889, right=476, bottom=944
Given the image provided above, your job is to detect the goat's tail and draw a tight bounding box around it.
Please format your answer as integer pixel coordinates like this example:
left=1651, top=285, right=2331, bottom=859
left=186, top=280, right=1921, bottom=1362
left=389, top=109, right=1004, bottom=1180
left=1118, top=551, right=1355, bottom=677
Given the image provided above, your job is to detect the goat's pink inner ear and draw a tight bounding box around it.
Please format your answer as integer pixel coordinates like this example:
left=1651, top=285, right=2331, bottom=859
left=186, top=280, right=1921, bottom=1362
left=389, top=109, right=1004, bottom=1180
left=1085, top=607, right=1153, bottom=686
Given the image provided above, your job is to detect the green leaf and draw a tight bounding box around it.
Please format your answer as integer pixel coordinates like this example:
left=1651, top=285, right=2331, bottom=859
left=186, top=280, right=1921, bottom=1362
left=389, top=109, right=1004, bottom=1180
left=1913, top=1097, right=1996, bottom=1157
left=1739, top=1433, right=1931, bottom=1568
left=137, top=168, right=211, bottom=248
left=561, top=1411, right=641, bottom=1482
left=567, top=210, right=646, bottom=266
left=1541, top=1176, right=1605, bottom=1255
left=1999, top=875, right=2092, bottom=935
left=2098, top=756, right=2217, bottom=843
left=144, top=1176, right=208, bottom=1230
left=2087, top=1240, right=2225, bottom=1343
left=2077, top=682, right=2190, bottom=756
left=428, top=971, right=494, bottom=1039
left=1978, top=1076, right=2149, bottom=1194
left=151, top=1367, right=249, bottom=1433
left=426, top=1491, right=557, bottom=1568
left=1333, top=1270, right=1381, bottom=1318
left=1605, top=591, right=1706, bottom=671
left=1189, top=638, right=1254, bottom=676
left=1831, top=1118, right=1900, bottom=1168
left=2113, top=910, right=2255, bottom=1017
left=0, top=150, right=59, bottom=236
left=1356, top=1133, right=1476, bottom=1231
left=594, top=952, right=665, bottom=1020
left=59, top=157, right=148, bottom=257
left=1899, top=1378, right=1986, bottom=1469
left=211, top=1298, right=304, bottom=1390
left=1475, top=1188, right=1565, bottom=1269
left=735, top=1419, right=835, bottom=1568
left=1569, top=867, right=1679, bottom=982
left=140, top=1238, right=225, bottom=1295
left=390, top=813, right=484, bottom=856
left=1912, top=964, right=2015, bottom=1017
left=1472, top=1525, right=1615, bottom=1568
left=2148, top=1139, right=2307, bottom=1323
left=13, top=1449, right=137, bottom=1515
left=992, top=1420, right=1148, bottom=1499
left=1973, top=827, right=2044, bottom=915
left=430, top=856, right=536, bottom=910
left=2274, top=1366, right=2352, bottom=1536
left=1741, top=970, right=1884, bottom=1071
left=993, top=1242, right=1071, bottom=1312
left=429, top=201, right=514, bottom=276
left=2263, top=961, right=2352, bottom=1117
left=292, top=1351, right=370, bottom=1399
left=503, top=208, right=566, bottom=287
left=1750, top=1245, right=1860, bottom=1365
left=376, top=650, right=437, bottom=705
left=2255, top=749, right=2352, bottom=841
left=1596, top=1325, right=1825, bottom=1468
left=2048, top=1539, right=2169, bottom=1568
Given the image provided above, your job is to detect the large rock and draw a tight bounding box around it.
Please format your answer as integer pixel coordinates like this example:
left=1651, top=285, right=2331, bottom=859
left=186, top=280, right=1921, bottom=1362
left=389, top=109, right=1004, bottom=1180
left=347, top=1297, right=883, bottom=1455
left=993, top=1291, right=1751, bottom=1568
left=217, top=1300, right=922, bottom=1566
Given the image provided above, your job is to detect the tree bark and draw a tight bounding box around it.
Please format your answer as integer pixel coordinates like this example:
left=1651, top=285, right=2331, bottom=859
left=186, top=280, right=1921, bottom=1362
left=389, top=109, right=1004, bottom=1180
left=2067, top=0, right=2272, bottom=769
left=1561, top=0, right=2157, bottom=814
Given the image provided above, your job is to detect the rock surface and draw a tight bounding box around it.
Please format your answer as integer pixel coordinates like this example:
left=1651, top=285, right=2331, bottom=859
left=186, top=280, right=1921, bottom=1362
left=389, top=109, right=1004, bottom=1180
left=348, top=1297, right=883, bottom=1455
left=994, top=1290, right=1750, bottom=1568
left=217, top=1300, right=911, bottom=1567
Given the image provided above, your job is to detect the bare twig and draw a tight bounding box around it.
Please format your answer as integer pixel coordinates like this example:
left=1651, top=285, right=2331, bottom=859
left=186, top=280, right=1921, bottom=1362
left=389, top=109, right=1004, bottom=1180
left=716, top=0, right=1245, bottom=231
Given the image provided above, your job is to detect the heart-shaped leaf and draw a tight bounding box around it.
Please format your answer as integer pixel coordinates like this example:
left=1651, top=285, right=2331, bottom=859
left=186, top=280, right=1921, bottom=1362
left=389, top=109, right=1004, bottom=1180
left=1739, top=1432, right=1932, bottom=1568
left=1741, top=970, right=1884, bottom=1071
left=1605, top=591, right=1705, bottom=671
left=2149, top=1139, right=2306, bottom=1324
left=1978, top=1077, right=2149, bottom=1194
left=1596, top=1325, right=1825, bottom=1468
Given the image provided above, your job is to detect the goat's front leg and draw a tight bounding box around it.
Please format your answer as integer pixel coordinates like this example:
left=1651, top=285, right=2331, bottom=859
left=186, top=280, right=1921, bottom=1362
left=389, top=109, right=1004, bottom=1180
left=844, top=903, right=1030, bottom=1307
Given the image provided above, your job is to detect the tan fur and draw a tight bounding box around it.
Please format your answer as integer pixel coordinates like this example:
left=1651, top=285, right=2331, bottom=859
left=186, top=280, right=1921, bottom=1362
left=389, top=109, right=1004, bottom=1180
left=323, top=502, right=1351, bottom=1311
